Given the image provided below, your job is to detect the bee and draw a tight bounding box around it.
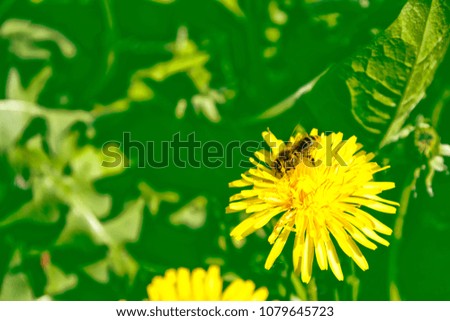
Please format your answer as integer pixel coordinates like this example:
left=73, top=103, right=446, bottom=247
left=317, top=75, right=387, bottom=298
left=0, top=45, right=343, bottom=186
left=272, top=126, right=318, bottom=176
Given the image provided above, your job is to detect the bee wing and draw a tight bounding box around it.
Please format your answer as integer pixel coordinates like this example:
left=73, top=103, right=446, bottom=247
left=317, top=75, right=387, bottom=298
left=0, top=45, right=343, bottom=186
left=289, top=124, right=308, bottom=144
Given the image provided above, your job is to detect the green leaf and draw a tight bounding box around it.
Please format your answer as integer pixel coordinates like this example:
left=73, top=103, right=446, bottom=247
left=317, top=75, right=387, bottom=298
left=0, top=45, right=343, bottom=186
left=169, top=196, right=207, bottom=229
left=343, top=0, right=450, bottom=146
left=0, top=272, right=34, bottom=300
left=0, top=201, right=60, bottom=228
left=257, top=69, right=328, bottom=120
left=70, top=145, right=124, bottom=183
left=57, top=198, right=143, bottom=280
left=44, top=110, right=94, bottom=154
left=103, top=199, right=145, bottom=245
left=0, top=250, right=34, bottom=300
left=2, top=67, right=93, bottom=153
left=82, top=260, right=110, bottom=284
left=108, top=246, right=139, bottom=281
left=59, top=199, right=145, bottom=283
left=0, top=101, right=38, bottom=151
left=56, top=209, right=112, bottom=246
left=218, top=0, right=244, bottom=17
left=82, top=246, right=139, bottom=284
left=138, top=182, right=179, bottom=216
left=44, top=262, right=78, bottom=296
left=6, top=67, right=52, bottom=103
left=8, top=133, right=116, bottom=219
left=0, top=19, right=76, bottom=60
left=0, top=100, right=93, bottom=152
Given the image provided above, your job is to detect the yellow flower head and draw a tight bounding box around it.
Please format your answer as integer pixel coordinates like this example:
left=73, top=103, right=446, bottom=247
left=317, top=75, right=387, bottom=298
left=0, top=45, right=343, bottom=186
left=227, top=128, right=399, bottom=283
left=147, top=265, right=269, bottom=301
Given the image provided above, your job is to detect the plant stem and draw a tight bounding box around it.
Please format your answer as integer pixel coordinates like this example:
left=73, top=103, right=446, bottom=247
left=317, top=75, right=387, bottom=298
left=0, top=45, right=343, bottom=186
left=307, top=277, right=318, bottom=301
left=347, top=261, right=360, bottom=301
left=290, top=271, right=308, bottom=301
left=388, top=168, right=417, bottom=300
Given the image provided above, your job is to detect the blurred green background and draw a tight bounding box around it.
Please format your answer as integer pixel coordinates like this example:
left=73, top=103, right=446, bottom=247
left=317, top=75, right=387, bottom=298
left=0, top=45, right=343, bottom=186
left=1, top=0, right=450, bottom=301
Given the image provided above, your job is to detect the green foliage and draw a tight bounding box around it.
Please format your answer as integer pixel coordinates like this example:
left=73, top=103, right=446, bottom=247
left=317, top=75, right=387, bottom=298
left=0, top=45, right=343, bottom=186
left=1, top=0, right=450, bottom=301
left=344, top=0, right=450, bottom=146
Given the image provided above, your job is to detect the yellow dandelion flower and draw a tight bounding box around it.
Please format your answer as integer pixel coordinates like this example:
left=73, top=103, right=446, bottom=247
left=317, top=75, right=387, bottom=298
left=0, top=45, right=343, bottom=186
left=227, top=128, right=399, bottom=283
left=147, top=265, right=269, bottom=301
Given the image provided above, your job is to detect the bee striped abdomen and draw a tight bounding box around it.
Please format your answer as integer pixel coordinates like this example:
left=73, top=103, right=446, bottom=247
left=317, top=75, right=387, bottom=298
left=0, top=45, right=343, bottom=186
left=272, top=135, right=317, bottom=176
